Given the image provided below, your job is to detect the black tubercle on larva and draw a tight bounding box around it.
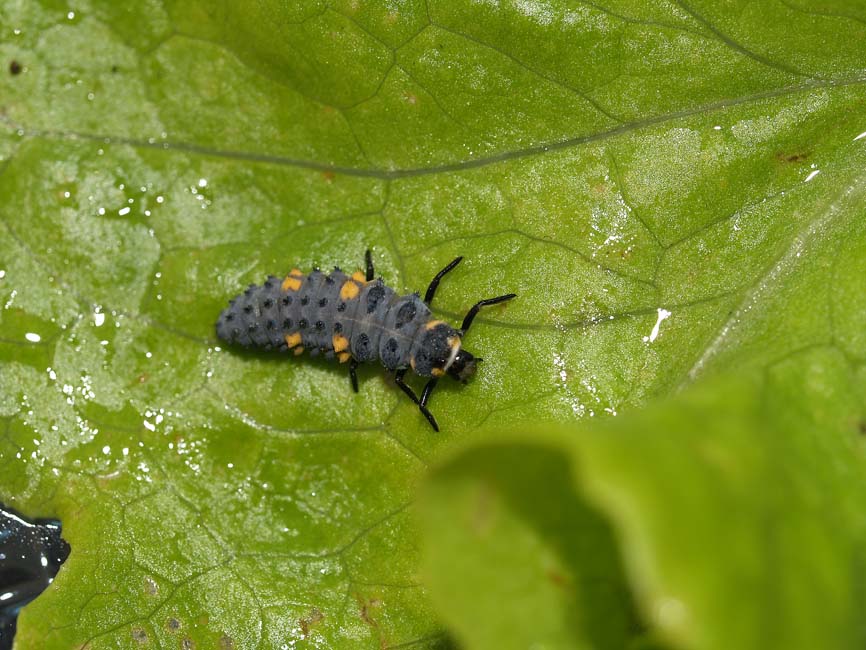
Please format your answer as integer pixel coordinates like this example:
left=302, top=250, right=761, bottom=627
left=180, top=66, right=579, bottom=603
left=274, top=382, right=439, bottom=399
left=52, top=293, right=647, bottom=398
left=395, top=301, right=416, bottom=329
left=382, top=336, right=401, bottom=368
left=353, top=332, right=374, bottom=361
left=366, top=284, right=386, bottom=314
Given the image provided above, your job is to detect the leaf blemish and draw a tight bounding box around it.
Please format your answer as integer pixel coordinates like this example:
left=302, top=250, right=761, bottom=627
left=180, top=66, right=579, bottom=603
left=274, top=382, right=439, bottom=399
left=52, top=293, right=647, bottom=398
left=547, top=568, right=572, bottom=590
left=775, top=150, right=811, bottom=164
left=143, top=576, right=159, bottom=596
left=358, top=597, right=382, bottom=627
left=299, top=608, right=324, bottom=636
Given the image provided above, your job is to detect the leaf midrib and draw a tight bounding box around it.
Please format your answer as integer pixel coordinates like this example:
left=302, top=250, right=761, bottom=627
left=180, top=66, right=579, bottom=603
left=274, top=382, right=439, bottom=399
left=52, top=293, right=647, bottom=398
left=3, top=76, right=863, bottom=180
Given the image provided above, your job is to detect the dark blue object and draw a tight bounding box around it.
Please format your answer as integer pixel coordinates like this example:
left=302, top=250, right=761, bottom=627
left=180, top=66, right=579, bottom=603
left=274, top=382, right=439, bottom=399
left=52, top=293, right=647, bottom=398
left=0, top=502, right=70, bottom=650
left=215, top=251, right=516, bottom=432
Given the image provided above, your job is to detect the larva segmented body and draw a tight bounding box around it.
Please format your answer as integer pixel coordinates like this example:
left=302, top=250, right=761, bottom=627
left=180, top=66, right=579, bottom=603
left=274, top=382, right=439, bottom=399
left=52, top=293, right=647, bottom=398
left=216, top=252, right=515, bottom=431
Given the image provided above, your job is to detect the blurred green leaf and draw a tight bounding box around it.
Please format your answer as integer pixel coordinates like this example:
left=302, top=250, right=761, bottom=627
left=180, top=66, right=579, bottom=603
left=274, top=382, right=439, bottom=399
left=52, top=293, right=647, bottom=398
left=420, top=361, right=866, bottom=650
left=419, top=441, right=641, bottom=650
left=1, top=0, right=865, bottom=648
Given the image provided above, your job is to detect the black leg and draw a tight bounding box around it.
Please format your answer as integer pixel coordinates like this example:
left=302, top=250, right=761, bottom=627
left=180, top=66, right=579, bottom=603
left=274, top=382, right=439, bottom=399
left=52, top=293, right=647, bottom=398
left=420, top=378, right=438, bottom=407
left=424, top=256, right=463, bottom=305
left=349, top=359, right=359, bottom=393
left=394, top=369, right=414, bottom=401
left=365, top=249, right=375, bottom=282
left=460, top=294, right=517, bottom=333
left=395, top=370, right=440, bottom=432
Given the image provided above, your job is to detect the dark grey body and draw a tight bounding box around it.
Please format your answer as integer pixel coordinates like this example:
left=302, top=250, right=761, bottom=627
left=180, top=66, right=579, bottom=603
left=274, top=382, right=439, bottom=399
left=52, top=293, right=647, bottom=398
left=215, top=268, right=438, bottom=372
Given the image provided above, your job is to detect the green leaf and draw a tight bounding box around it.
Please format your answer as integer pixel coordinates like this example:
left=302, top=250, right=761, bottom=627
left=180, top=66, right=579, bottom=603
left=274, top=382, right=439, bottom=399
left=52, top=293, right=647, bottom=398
left=1, top=0, right=865, bottom=648
left=419, top=365, right=866, bottom=650
left=419, top=441, right=641, bottom=650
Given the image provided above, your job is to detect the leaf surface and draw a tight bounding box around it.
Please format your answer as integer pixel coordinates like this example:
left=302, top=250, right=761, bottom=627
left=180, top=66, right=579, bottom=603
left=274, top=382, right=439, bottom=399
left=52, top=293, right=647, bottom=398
left=0, top=1, right=864, bottom=648
left=420, top=363, right=866, bottom=650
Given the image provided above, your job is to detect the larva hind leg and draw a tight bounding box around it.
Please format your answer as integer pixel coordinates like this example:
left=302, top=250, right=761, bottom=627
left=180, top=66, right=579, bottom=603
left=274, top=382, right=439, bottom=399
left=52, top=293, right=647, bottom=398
left=349, top=358, right=359, bottom=393
left=394, top=369, right=439, bottom=432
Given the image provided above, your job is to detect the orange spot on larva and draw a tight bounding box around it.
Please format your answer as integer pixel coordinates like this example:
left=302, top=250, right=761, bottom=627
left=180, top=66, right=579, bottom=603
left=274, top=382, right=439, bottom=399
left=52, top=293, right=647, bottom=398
left=332, top=334, right=349, bottom=352
left=282, top=276, right=301, bottom=292
left=340, top=280, right=360, bottom=300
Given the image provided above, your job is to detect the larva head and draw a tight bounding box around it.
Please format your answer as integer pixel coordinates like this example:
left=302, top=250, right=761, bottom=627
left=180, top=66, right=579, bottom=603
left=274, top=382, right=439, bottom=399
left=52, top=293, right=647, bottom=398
left=446, top=348, right=477, bottom=382
left=411, top=321, right=468, bottom=379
